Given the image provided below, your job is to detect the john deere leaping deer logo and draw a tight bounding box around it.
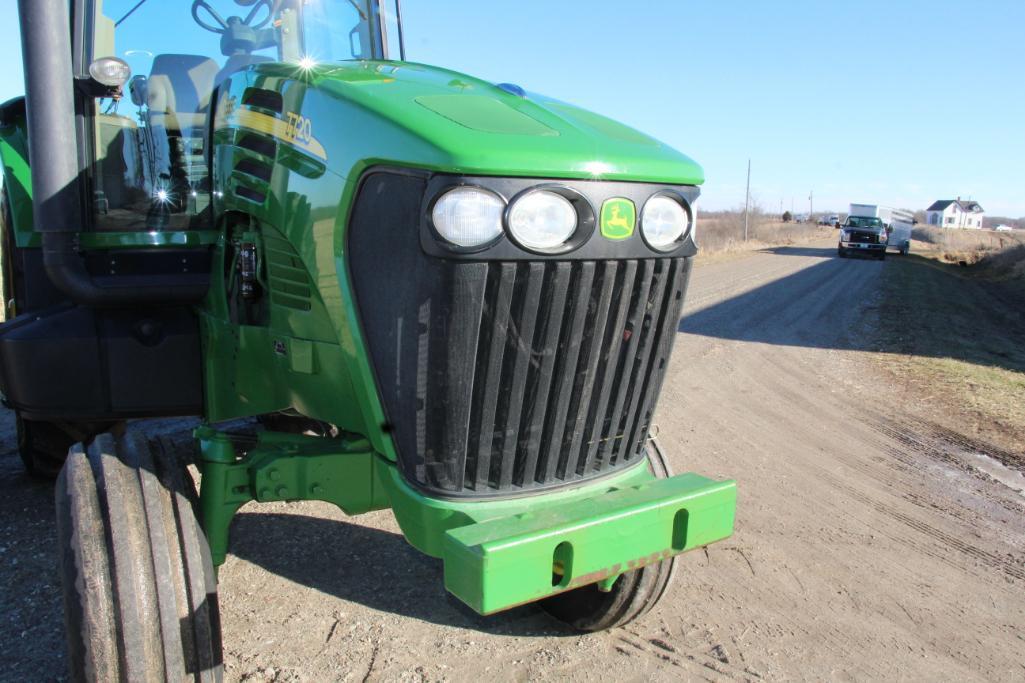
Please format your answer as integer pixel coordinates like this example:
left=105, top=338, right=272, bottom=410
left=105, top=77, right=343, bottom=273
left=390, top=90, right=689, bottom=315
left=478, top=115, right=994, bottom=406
left=601, top=198, right=636, bottom=240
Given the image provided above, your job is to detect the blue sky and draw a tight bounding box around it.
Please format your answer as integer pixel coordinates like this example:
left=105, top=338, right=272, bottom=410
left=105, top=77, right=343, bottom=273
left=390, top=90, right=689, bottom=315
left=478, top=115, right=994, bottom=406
left=1, top=1, right=1022, bottom=215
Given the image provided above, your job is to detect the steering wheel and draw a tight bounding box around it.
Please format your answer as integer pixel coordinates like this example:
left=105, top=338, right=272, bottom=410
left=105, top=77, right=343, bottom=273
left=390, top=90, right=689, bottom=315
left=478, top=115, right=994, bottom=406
left=191, top=0, right=272, bottom=34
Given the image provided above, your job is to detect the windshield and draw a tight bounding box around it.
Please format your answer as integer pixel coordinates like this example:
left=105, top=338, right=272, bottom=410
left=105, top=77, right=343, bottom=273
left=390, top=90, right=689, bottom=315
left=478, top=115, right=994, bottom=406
left=85, top=0, right=398, bottom=232
left=845, top=216, right=883, bottom=228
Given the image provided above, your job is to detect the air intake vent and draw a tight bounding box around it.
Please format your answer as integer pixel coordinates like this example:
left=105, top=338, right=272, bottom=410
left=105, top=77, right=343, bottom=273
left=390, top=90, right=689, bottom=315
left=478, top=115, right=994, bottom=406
left=234, top=185, right=266, bottom=204
left=237, top=133, right=276, bottom=159
left=234, top=157, right=273, bottom=183
left=242, top=88, right=283, bottom=113
left=262, top=232, right=313, bottom=311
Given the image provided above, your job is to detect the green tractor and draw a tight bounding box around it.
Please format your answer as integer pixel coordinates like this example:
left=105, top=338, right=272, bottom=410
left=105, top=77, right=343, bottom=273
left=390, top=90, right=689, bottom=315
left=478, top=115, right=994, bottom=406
left=1, top=0, right=736, bottom=679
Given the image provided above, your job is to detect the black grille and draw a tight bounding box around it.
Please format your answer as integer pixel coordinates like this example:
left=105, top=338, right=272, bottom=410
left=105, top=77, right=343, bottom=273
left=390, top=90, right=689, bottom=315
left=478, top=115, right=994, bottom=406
left=848, top=230, right=879, bottom=244
left=453, top=258, right=688, bottom=492
left=349, top=172, right=692, bottom=498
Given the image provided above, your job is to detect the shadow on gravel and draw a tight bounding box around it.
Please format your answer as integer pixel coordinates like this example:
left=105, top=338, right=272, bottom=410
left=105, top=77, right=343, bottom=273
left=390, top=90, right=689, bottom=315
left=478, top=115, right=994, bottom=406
left=682, top=250, right=1025, bottom=375
left=228, top=512, right=575, bottom=637
left=756, top=245, right=838, bottom=258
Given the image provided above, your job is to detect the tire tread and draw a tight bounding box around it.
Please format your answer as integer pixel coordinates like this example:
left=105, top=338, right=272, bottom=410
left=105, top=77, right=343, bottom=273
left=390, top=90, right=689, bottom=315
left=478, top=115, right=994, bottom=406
left=56, top=430, right=222, bottom=682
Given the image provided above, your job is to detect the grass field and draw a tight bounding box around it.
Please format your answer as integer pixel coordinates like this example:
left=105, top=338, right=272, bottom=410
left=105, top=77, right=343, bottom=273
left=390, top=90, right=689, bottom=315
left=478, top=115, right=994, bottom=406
left=874, top=229, right=1025, bottom=452
left=698, top=213, right=832, bottom=256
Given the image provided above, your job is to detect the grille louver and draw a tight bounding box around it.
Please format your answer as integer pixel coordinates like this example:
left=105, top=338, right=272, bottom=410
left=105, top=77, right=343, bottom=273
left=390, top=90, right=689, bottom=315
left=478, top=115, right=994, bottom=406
left=263, top=233, right=313, bottom=311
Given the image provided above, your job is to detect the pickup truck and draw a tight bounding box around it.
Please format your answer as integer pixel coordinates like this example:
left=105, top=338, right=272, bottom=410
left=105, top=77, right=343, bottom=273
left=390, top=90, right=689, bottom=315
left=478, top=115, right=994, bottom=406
left=837, top=215, right=888, bottom=259
left=849, top=203, right=913, bottom=255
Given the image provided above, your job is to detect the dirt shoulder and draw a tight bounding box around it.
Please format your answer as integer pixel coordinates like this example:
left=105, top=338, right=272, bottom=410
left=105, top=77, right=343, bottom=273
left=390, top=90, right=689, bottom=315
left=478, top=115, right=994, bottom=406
left=871, top=239, right=1025, bottom=459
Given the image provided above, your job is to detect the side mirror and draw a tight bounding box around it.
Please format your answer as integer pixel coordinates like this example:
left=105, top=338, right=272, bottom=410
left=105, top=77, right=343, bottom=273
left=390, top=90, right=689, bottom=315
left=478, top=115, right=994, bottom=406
left=129, top=75, right=148, bottom=108
left=835, top=221, right=841, bottom=229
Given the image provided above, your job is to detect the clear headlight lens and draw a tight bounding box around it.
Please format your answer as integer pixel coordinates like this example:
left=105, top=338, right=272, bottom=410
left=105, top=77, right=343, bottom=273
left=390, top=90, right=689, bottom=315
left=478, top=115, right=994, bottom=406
left=839, top=230, right=849, bottom=241
left=641, top=195, right=690, bottom=250
left=89, top=57, right=131, bottom=87
left=507, top=191, right=578, bottom=250
left=431, top=187, right=505, bottom=248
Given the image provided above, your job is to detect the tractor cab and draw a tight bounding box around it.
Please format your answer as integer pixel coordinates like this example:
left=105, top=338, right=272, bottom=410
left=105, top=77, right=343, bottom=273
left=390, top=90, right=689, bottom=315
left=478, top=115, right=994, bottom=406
left=86, top=0, right=401, bottom=232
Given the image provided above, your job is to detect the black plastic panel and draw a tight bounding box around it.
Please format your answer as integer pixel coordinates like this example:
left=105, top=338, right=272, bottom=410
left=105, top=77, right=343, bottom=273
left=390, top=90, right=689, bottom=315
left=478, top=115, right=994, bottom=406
left=349, top=170, right=693, bottom=498
left=0, top=304, right=203, bottom=419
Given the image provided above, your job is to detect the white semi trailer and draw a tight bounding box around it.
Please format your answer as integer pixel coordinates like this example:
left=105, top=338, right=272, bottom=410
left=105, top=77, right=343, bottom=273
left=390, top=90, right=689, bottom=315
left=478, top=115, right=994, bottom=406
left=848, top=203, right=914, bottom=255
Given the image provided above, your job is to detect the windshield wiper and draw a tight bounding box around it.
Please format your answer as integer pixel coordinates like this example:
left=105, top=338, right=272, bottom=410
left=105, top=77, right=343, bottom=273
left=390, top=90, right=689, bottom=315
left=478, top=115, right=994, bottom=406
left=115, top=0, right=151, bottom=27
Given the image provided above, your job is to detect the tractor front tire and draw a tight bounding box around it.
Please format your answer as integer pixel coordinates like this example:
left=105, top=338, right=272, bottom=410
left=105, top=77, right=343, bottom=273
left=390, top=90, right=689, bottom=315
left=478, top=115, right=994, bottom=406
left=56, top=431, right=222, bottom=682
left=538, top=441, right=678, bottom=632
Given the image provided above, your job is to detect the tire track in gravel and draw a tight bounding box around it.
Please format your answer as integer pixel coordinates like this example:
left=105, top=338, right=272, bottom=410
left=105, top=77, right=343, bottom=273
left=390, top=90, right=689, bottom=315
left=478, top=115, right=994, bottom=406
left=809, top=462, right=1025, bottom=582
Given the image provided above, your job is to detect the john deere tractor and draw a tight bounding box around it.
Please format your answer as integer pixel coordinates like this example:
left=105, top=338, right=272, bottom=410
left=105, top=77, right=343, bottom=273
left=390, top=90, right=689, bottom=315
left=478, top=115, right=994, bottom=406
left=1, top=1, right=736, bottom=679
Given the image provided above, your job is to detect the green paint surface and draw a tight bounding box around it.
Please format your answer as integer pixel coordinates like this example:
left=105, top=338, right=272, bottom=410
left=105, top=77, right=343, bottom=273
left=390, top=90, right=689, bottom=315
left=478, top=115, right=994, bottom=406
left=443, top=472, right=736, bottom=614
left=414, top=94, right=558, bottom=136
left=235, top=61, right=705, bottom=185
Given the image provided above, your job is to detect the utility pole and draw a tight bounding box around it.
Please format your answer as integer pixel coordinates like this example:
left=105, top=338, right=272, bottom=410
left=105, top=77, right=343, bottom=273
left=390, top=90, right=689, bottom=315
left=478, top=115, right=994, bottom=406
left=744, top=159, right=751, bottom=241
left=809, top=190, right=813, bottom=218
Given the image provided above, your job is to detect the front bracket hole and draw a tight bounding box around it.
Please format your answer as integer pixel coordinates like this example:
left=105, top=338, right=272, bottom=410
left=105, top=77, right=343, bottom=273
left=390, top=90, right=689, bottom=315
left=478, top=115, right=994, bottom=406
left=552, top=541, right=573, bottom=587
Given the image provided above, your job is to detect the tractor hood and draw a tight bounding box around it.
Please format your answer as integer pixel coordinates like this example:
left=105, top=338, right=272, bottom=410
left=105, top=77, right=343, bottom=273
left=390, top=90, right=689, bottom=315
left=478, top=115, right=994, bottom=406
left=296, top=61, right=704, bottom=186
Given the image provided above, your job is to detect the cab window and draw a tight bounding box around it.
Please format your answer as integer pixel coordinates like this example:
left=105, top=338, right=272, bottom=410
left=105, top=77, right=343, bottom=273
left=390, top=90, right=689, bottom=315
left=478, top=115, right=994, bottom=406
left=84, top=0, right=381, bottom=232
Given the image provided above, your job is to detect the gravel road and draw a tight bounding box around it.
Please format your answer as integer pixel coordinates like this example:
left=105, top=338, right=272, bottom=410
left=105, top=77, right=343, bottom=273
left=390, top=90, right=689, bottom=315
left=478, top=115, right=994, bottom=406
left=2, top=240, right=1023, bottom=681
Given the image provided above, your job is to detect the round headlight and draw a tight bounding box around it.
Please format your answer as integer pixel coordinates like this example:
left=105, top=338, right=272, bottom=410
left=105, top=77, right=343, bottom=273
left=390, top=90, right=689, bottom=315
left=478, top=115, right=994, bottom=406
left=89, top=57, right=131, bottom=88
left=507, top=191, right=577, bottom=251
left=641, top=195, right=691, bottom=250
left=431, top=187, right=505, bottom=248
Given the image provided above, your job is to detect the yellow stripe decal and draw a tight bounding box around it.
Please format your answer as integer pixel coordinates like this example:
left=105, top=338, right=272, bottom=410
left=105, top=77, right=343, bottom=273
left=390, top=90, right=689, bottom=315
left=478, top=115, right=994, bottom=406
left=225, top=108, right=328, bottom=161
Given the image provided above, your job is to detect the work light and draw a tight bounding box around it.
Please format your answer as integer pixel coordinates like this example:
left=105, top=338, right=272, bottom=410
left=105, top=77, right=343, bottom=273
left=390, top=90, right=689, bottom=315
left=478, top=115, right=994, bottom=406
left=507, top=190, right=578, bottom=251
left=89, top=57, right=132, bottom=88
left=641, top=194, right=691, bottom=250
left=431, top=187, right=505, bottom=248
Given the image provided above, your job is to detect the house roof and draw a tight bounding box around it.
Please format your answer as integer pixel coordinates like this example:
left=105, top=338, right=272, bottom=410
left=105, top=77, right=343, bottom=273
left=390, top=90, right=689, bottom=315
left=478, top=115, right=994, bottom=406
left=926, top=199, right=984, bottom=213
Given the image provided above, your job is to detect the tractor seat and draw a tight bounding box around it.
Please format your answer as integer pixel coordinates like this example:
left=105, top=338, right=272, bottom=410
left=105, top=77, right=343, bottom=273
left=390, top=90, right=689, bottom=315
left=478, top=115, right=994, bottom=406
left=146, top=54, right=220, bottom=136
left=144, top=54, right=220, bottom=213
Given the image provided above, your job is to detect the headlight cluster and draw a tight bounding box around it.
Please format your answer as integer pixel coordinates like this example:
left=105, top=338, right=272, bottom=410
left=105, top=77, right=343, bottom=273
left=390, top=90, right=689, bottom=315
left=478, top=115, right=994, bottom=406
left=430, top=187, right=505, bottom=247
left=507, top=191, right=577, bottom=250
left=430, top=185, right=694, bottom=253
left=641, top=194, right=691, bottom=250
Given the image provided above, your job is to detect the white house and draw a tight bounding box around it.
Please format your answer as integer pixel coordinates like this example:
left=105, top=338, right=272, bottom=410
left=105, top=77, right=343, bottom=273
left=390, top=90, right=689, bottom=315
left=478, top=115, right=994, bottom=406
left=925, top=199, right=985, bottom=229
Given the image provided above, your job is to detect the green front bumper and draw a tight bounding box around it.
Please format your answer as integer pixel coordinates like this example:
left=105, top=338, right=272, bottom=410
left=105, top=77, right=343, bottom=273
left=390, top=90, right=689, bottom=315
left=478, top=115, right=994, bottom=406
left=385, top=464, right=736, bottom=615
left=197, top=428, right=736, bottom=615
